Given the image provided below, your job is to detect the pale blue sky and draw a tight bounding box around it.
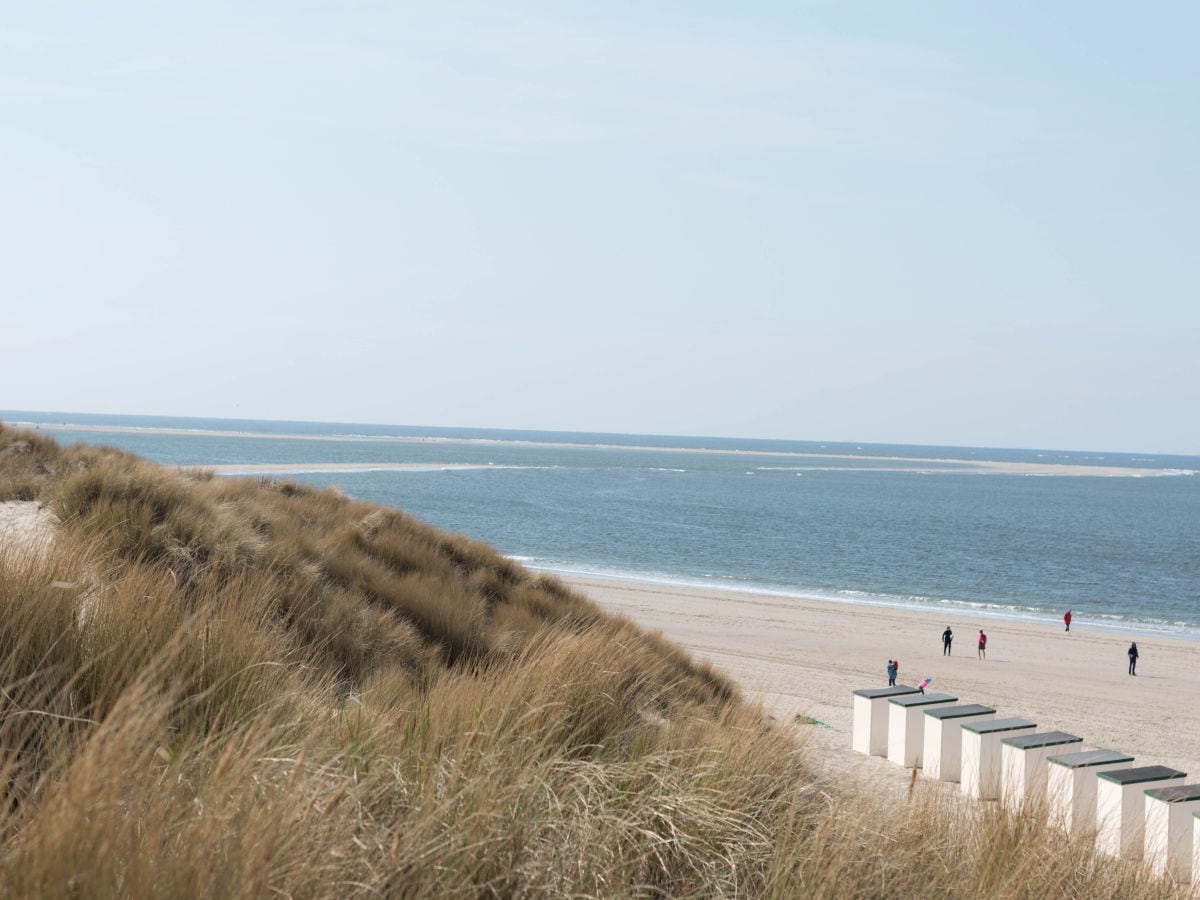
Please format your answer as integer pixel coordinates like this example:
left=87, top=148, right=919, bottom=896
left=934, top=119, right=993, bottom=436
left=3, top=2, right=1197, bottom=453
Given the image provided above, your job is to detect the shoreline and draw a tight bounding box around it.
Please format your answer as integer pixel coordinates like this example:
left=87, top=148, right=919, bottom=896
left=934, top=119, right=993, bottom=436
left=533, top=566, right=1200, bottom=642
left=563, top=574, right=1200, bottom=782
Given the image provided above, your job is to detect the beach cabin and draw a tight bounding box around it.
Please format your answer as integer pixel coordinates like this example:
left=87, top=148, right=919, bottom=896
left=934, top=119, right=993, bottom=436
left=852, top=685, right=921, bottom=757
left=1000, top=731, right=1082, bottom=811
left=886, top=692, right=958, bottom=767
left=1193, top=812, right=1200, bottom=890
left=1143, top=783, right=1200, bottom=883
left=960, top=718, right=1036, bottom=801
left=1046, top=749, right=1135, bottom=834
left=1095, top=766, right=1186, bottom=859
left=922, top=704, right=996, bottom=783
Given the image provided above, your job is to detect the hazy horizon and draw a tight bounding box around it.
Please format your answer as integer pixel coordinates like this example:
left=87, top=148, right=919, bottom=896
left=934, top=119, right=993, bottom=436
left=5, top=407, right=1198, bottom=459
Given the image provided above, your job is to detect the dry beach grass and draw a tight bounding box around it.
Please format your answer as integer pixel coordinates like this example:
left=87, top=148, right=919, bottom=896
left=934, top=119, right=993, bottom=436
left=0, top=422, right=1191, bottom=897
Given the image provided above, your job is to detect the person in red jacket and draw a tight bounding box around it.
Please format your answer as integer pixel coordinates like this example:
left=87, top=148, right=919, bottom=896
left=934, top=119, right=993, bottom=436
left=977, top=630, right=987, bottom=659
left=1064, top=609, right=1072, bottom=632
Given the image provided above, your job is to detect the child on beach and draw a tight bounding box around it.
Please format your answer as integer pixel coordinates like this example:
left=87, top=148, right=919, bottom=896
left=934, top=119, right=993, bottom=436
left=977, top=630, right=987, bottom=659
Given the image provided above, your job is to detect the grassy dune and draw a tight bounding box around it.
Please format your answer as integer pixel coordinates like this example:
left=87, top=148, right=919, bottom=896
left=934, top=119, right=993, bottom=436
left=0, top=424, right=1183, bottom=898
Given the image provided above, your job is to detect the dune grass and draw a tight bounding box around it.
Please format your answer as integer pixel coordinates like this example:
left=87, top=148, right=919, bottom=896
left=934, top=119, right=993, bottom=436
left=0, top=422, right=1188, bottom=897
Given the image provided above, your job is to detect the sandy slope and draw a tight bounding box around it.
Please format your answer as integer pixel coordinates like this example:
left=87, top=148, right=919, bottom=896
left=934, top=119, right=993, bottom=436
left=0, top=500, right=57, bottom=560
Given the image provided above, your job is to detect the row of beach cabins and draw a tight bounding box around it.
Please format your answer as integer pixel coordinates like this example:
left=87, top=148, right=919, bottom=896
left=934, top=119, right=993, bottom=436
left=852, top=683, right=1200, bottom=885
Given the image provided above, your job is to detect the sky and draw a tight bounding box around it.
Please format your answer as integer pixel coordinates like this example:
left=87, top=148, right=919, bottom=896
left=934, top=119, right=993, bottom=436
left=2, top=2, right=1198, bottom=454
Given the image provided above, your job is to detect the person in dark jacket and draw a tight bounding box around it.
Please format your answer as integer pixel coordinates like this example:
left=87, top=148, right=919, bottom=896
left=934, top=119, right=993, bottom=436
left=942, top=626, right=953, bottom=655
left=1128, top=642, right=1139, bottom=675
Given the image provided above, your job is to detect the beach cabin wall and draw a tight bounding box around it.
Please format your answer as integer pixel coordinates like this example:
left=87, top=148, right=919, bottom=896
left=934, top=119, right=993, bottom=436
left=960, top=718, right=1036, bottom=801
left=1046, top=750, right=1135, bottom=834
left=999, top=731, right=1082, bottom=812
left=1193, top=812, right=1200, bottom=889
left=1095, top=766, right=1186, bottom=859
left=922, top=704, right=996, bottom=783
left=886, top=692, right=958, bottom=768
left=1143, top=783, right=1200, bottom=883
left=852, top=686, right=920, bottom=756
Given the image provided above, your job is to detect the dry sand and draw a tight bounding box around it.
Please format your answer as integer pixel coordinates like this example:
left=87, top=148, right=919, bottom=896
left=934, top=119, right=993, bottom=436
left=565, top=576, right=1200, bottom=782
left=0, top=500, right=56, bottom=560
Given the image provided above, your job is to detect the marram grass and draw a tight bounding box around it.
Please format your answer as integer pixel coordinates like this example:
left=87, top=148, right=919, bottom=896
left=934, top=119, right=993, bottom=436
left=0, top=423, right=1187, bottom=898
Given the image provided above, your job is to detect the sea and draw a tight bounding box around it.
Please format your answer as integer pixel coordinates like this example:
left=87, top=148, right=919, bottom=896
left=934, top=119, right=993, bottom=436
left=5, top=410, right=1199, bottom=640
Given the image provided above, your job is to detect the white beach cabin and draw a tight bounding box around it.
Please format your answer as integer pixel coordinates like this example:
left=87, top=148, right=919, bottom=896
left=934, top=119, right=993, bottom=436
left=922, top=704, right=996, bottom=783
left=960, top=718, right=1036, bottom=801
left=1193, top=812, right=1200, bottom=890
left=1046, top=749, right=1135, bottom=834
left=999, top=730, right=1083, bottom=811
left=886, top=692, right=957, bottom=767
left=852, top=685, right=921, bottom=757
left=1143, top=783, right=1200, bottom=883
left=1095, top=766, right=1186, bottom=859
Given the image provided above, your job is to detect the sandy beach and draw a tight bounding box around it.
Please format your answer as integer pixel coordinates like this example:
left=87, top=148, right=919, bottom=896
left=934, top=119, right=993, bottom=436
left=565, top=576, right=1200, bottom=782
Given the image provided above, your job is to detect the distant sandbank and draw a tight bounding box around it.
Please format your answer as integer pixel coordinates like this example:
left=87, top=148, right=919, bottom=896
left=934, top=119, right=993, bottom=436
left=564, top=575, right=1200, bottom=782
left=13, top=422, right=1191, bottom=477
left=199, top=463, right=495, bottom=474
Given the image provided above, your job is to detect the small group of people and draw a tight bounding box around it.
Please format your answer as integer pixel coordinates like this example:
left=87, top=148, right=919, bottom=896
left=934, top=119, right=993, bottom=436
left=940, top=626, right=986, bottom=659
left=891, top=613, right=1143, bottom=688
left=934, top=612, right=1142, bottom=675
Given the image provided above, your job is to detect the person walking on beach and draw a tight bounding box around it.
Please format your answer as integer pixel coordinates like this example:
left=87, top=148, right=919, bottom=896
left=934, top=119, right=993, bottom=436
left=977, top=630, right=987, bottom=660
left=942, top=626, right=953, bottom=656
left=1064, top=609, right=1072, bottom=632
left=1128, top=642, right=1138, bottom=675
left=887, top=659, right=897, bottom=686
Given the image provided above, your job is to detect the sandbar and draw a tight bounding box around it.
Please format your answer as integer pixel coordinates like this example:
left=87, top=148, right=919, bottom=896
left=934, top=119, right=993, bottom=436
left=11, top=422, right=1190, bottom=477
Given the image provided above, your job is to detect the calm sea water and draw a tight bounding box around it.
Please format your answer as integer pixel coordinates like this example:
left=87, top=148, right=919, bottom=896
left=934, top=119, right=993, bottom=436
left=6, top=410, right=1199, bottom=638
